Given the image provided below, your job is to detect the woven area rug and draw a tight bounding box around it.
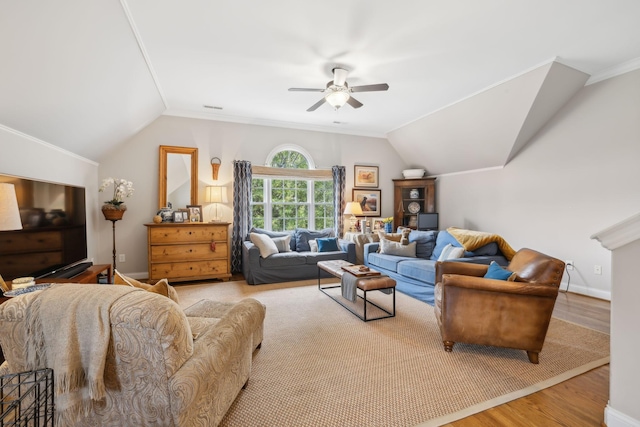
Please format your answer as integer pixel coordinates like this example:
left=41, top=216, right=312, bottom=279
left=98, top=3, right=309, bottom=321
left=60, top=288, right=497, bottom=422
left=175, top=280, right=610, bottom=427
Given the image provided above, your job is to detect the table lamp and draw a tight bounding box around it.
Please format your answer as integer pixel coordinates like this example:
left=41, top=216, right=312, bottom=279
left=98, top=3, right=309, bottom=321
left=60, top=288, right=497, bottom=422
left=343, top=201, right=363, bottom=232
left=0, top=183, right=23, bottom=292
left=205, top=185, right=229, bottom=222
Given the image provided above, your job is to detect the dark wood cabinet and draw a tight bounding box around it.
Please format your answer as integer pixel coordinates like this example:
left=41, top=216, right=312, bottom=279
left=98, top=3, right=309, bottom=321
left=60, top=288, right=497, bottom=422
left=393, top=178, right=436, bottom=229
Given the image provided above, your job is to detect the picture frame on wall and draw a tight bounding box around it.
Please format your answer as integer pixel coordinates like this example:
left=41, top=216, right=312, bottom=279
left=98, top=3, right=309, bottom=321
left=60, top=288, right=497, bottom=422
left=352, top=189, right=381, bottom=217
left=186, top=205, right=203, bottom=222
left=354, top=165, right=379, bottom=188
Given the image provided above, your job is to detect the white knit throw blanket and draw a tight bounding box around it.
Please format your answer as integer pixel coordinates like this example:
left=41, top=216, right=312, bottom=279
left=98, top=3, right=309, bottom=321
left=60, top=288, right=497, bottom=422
left=25, top=284, right=140, bottom=426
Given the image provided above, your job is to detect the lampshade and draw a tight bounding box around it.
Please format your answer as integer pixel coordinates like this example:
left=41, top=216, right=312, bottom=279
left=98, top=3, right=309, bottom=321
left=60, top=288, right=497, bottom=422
left=205, top=186, right=229, bottom=204
left=325, top=90, right=350, bottom=109
left=343, top=201, right=363, bottom=216
left=0, top=183, right=22, bottom=231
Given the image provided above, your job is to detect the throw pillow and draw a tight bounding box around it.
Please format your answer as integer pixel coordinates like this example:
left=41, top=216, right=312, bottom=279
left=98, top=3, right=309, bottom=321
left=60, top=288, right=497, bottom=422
left=377, top=230, right=403, bottom=242
left=113, top=270, right=179, bottom=303
left=483, top=261, right=517, bottom=281
left=249, top=227, right=295, bottom=251
left=437, top=243, right=465, bottom=261
left=250, top=232, right=279, bottom=258
left=295, top=228, right=334, bottom=252
left=379, top=238, right=417, bottom=257
left=272, top=234, right=292, bottom=253
left=430, top=230, right=463, bottom=260
left=308, top=240, right=318, bottom=252
left=317, top=237, right=340, bottom=252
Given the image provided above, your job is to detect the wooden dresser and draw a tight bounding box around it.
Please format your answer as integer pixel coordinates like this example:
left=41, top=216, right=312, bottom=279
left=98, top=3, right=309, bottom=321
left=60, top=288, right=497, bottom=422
left=145, top=222, right=231, bottom=282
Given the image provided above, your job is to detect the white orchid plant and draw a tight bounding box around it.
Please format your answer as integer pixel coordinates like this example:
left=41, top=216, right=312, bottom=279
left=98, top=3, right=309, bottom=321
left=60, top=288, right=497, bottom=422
left=100, top=178, right=134, bottom=208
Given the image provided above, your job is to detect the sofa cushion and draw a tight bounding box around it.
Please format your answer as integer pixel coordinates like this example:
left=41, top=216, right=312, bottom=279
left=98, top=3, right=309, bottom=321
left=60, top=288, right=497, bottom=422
left=408, top=230, right=437, bottom=259
left=249, top=227, right=296, bottom=251
left=259, top=251, right=307, bottom=267
left=272, top=235, right=292, bottom=253
left=437, top=243, right=465, bottom=261
left=304, top=251, right=349, bottom=264
left=430, top=230, right=463, bottom=260
left=367, top=252, right=415, bottom=273
left=317, top=237, right=340, bottom=252
left=295, top=228, right=334, bottom=252
left=397, top=259, right=437, bottom=284
left=250, top=232, right=279, bottom=258
left=114, top=270, right=179, bottom=303
left=379, top=238, right=417, bottom=257
left=484, top=261, right=517, bottom=281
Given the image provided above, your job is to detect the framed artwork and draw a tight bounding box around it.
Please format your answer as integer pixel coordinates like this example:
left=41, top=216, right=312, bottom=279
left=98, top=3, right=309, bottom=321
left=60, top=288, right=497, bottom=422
left=173, top=211, right=185, bottom=223
left=354, top=165, right=379, bottom=188
left=352, top=189, right=381, bottom=217
left=186, top=205, right=203, bottom=222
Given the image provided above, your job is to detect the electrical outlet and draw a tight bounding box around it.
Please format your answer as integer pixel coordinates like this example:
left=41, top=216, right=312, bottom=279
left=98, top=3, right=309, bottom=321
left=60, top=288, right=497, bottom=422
left=594, top=265, right=602, bottom=275
left=119, top=254, right=126, bottom=263
left=565, top=260, right=574, bottom=270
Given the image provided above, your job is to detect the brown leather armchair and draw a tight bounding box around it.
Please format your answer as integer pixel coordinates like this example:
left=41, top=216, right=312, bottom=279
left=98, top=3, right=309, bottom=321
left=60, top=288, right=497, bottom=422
left=434, top=248, right=565, bottom=363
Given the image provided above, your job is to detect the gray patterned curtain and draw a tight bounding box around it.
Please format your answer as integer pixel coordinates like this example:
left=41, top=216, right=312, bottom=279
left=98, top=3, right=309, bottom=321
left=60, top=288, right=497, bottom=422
left=332, top=165, right=346, bottom=238
left=231, top=160, right=252, bottom=273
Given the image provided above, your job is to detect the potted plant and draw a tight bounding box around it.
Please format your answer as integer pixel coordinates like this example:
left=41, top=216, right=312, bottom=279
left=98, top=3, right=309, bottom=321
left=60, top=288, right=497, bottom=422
left=100, top=177, right=134, bottom=221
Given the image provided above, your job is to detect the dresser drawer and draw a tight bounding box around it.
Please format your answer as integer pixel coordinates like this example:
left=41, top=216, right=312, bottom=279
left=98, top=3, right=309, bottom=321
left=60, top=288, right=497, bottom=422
left=150, top=259, right=229, bottom=280
left=149, top=226, right=228, bottom=244
left=150, top=242, right=228, bottom=262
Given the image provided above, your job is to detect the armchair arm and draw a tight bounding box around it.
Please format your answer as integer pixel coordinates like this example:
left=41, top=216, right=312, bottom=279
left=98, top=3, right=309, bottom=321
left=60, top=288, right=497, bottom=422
left=441, top=274, right=559, bottom=298
left=338, top=239, right=356, bottom=264
left=435, top=261, right=488, bottom=284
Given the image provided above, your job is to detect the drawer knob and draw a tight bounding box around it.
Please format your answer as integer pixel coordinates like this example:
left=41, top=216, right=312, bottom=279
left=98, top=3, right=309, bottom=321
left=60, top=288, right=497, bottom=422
left=210, top=241, right=216, bottom=251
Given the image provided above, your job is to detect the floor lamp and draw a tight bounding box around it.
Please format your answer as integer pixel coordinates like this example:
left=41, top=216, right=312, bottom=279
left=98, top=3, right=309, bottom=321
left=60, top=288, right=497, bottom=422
left=0, top=183, right=23, bottom=293
left=205, top=185, right=228, bottom=222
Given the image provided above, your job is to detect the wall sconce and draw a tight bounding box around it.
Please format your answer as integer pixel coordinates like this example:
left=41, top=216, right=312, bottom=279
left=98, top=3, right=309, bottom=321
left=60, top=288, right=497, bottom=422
left=205, top=185, right=228, bottom=222
left=211, top=157, right=221, bottom=180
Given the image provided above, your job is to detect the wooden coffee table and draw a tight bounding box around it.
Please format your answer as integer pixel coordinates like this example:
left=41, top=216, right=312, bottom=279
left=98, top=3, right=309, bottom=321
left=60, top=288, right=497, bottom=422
left=317, top=260, right=396, bottom=322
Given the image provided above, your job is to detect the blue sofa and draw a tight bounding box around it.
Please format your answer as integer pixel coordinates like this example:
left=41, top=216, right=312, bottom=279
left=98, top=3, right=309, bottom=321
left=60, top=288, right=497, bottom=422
left=363, top=229, right=508, bottom=304
left=242, top=228, right=356, bottom=285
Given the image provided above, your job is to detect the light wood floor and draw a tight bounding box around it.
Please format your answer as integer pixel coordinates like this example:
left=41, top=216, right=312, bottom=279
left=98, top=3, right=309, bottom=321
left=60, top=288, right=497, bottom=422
left=443, top=291, right=611, bottom=427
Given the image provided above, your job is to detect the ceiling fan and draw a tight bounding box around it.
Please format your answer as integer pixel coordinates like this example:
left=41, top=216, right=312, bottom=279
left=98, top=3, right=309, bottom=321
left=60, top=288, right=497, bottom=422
left=288, top=67, right=389, bottom=112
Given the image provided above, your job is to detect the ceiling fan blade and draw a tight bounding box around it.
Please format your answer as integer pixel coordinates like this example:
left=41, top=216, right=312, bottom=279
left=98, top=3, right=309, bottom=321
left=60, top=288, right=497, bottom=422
left=289, top=88, right=325, bottom=92
left=307, top=98, right=326, bottom=112
left=346, top=96, right=363, bottom=109
left=350, top=83, right=389, bottom=93
left=332, top=68, right=348, bottom=87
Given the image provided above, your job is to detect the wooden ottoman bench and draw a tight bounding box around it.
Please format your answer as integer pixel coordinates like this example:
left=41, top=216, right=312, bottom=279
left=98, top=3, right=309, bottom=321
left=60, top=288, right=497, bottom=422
left=317, top=260, right=396, bottom=322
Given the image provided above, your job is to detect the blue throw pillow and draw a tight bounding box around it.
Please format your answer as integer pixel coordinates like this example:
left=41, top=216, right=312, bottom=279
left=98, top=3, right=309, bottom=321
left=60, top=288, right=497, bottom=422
left=430, top=230, right=462, bottom=261
left=317, top=237, right=340, bottom=252
left=295, top=228, right=334, bottom=252
left=483, top=261, right=516, bottom=281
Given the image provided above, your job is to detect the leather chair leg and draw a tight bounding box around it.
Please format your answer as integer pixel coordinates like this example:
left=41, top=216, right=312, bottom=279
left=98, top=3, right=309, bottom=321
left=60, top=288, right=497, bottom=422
left=443, top=341, right=455, bottom=352
left=527, top=351, right=539, bottom=364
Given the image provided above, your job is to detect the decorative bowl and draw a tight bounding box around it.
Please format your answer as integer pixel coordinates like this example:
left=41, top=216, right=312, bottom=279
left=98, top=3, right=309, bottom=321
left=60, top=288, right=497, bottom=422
left=402, top=169, right=425, bottom=179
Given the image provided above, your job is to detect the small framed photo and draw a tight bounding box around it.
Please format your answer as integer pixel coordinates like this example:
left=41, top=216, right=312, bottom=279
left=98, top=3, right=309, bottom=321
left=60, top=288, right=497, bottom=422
left=173, top=211, right=185, bottom=223
left=352, top=189, right=381, bottom=217
left=187, top=205, right=203, bottom=222
left=372, top=218, right=385, bottom=231
left=354, top=165, right=379, bottom=188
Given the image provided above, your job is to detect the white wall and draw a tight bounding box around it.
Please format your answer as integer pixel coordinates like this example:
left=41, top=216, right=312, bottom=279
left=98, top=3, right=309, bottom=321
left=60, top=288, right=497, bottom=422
left=434, top=69, right=640, bottom=300
left=97, top=116, right=407, bottom=276
left=0, top=125, right=100, bottom=264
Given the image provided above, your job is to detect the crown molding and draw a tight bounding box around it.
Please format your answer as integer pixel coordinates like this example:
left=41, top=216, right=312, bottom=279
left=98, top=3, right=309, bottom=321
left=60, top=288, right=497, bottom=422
left=586, top=56, right=640, bottom=86
left=591, top=212, right=640, bottom=251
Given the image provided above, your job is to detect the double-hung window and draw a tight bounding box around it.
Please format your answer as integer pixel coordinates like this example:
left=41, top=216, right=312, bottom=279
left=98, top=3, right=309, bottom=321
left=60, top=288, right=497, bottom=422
left=251, top=148, right=334, bottom=232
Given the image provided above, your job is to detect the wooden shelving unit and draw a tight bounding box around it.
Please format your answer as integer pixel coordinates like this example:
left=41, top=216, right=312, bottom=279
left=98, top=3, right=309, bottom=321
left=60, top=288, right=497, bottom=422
left=393, top=178, right=436, bottom=229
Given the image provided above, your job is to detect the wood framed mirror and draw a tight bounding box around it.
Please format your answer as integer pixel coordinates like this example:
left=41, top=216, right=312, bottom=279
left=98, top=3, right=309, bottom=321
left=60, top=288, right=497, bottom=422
left=159, top=145, right=198, bottom=209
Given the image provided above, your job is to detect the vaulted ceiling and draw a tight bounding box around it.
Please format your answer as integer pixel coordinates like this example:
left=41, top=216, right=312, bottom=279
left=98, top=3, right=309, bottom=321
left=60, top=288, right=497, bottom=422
left=2, top=1, right=639, bottom=173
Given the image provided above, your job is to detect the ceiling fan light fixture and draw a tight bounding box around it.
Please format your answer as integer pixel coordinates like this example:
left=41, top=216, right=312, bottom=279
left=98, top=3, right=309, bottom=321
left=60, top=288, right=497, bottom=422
left=325, top=90, right=350, bottom=109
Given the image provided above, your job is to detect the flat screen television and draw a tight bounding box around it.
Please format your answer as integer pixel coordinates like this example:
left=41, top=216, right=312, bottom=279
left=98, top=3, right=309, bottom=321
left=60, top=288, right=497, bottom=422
left=417, top=212, right=438, bottom=231
left=0, top=174, right=88, bottom=280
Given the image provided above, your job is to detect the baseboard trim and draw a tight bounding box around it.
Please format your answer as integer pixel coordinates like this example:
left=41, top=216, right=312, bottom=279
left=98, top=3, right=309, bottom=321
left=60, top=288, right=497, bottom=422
left=605, top=405, right=640, bottom=427
left=559, top=281, right=611, bottom=301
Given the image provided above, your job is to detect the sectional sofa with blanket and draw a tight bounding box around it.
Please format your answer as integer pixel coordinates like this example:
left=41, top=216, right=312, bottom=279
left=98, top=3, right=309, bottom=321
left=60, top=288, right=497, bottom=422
left=242, top=227, right=356, bottom=284
left=363, top=228, right=512, bottom=304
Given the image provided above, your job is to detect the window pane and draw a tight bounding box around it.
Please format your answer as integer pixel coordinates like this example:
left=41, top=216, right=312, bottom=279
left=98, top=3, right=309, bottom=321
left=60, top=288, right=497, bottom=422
left=252, top=179, right=264, bottom=203
left=270, top=150, right=309, bottom=169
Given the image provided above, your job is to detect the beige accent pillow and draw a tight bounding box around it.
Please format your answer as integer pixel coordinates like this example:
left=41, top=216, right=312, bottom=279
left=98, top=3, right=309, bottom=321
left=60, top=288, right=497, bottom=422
left=272, top=234, right=292, bottom=252
left=250, top=232, right=279, bottom=258
left=437, top=243, right=465, bottom=261
left=379, top=238, right=417, bottom=257
left=308, top=239, right=318, bottom=252
left=113, top=270, right=179, bottom=303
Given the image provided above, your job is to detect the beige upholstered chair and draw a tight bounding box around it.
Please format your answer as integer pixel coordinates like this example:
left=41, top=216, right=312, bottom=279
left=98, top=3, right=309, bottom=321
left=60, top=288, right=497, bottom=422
left=0, top=285, right=265, bottom=426
left=434, top=248, right=565, bottom=363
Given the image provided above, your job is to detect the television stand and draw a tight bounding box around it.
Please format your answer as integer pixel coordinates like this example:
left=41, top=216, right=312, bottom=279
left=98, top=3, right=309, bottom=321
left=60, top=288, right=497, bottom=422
left=38, top=264, right=113, bottom=284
